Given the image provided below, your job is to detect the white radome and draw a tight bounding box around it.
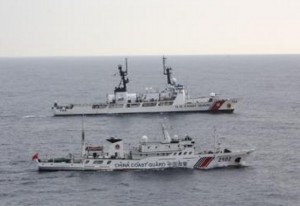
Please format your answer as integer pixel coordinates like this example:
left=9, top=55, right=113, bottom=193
left=140, top=135, right=148, bottom=143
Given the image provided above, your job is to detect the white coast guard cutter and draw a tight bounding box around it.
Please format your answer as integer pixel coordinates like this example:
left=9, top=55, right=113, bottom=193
left=32, top=124, right=254, bottom=171
left=52, top=57, right=238, bottom=116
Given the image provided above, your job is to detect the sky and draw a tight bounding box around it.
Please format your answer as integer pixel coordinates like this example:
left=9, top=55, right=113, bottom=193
left=0, top=0, right=300, bottom=57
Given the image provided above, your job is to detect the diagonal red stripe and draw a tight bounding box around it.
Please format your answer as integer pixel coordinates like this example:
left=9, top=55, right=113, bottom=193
left=203, top=157, right=214, bottom=168
left=211, top=100, right=225, bottom=112
left=200, top=157, right=212, bottom=167
left=195, top=157, right=206, bottom=168
left=197, top=157, right=205, bottom=167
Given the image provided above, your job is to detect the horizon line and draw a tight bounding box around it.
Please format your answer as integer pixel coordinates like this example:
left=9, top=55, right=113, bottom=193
left=1, top=53, right=300, bottom=59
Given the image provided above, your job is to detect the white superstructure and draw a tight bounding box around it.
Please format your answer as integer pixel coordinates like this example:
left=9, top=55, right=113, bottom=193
left=32, top=124, right=254, bottom=171
left=52, top=57, right=238, bottom=116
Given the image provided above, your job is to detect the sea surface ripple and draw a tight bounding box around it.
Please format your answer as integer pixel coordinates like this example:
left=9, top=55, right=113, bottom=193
left=0, top=55, right=299, bottom=206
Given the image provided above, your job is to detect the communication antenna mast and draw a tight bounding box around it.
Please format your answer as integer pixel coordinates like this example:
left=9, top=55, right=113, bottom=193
left=213, top=126, right=220, bottom=152
left=125, top=58, right=128, bottom=74
left=81, top=116, right=86, bottom=157
left=162, top=56, right=173, bottom=85
left=114, top=58, right=129, bottom=93
left=161, top=123, right=171, bottom=143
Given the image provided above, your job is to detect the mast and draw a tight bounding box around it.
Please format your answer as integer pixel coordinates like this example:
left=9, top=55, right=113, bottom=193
left=125, top=58, right=128, bottom=74
left=81, top=116, right=85, bottom=157
left=161, top=123, right=171, bottom=143
left=163, top=56, right=173, bottom=85
left=114, top=58, right=129, bottom=93
left=213, top=126, right=220, bottom=152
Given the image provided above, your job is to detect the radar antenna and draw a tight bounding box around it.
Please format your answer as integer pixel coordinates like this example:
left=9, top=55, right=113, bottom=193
left=162, top=56, right=173, bottom=85
left=114, top=58, right=129, bottom=93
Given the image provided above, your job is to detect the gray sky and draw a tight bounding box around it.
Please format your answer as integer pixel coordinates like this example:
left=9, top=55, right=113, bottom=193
left=0, top=0, right=299, bottom=57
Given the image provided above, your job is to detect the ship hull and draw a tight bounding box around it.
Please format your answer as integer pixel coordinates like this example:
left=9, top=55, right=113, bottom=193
left=52, top=99, right=236, bottom=116
left=36, top=150, right=252, bottom=172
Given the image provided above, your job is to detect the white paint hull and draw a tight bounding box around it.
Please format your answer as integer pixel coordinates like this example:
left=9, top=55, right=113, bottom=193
left=52, top=99, right=236, bottom=116
left=36, top=150, right=252, bottom=171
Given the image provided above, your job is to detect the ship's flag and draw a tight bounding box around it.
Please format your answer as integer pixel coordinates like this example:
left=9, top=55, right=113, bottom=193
left=32, top=153, right=38, bottom=161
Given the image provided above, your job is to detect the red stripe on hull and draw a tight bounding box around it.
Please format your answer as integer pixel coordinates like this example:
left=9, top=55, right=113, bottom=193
left=210, top=100, right=226, bottom=112
left=194, top=157, right=215, bottom=169
left=200, top=157, right=213, bottom=167
left=203, top=157, right=214, bottom=168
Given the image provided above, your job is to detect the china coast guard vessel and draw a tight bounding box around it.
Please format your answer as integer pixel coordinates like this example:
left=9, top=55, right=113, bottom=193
left=32, top=124, right=254, bottom=171
left=52, top=57, right=238, bottom=116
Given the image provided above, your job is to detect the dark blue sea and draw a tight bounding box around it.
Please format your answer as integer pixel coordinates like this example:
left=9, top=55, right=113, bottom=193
left=0, top=55, right=299, bottom=206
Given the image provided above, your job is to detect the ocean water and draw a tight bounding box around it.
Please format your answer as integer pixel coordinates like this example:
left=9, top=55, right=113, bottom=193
left=0, top=55, right=299, bottom=206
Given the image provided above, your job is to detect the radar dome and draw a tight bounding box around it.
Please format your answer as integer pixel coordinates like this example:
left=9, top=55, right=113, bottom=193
left=140, top=135, right=148, bottom=143
left=172, top=78, right=177, bottom=84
